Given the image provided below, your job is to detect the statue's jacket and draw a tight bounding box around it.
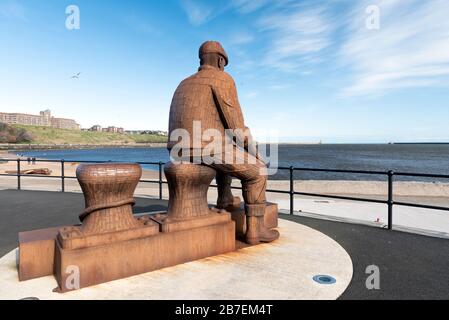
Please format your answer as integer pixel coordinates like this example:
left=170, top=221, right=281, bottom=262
left=168, top=65, right=246, bottom=153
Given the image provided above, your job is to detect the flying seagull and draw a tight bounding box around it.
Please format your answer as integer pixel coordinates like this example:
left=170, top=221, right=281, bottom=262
left=71, top=72, right=81, bottom=79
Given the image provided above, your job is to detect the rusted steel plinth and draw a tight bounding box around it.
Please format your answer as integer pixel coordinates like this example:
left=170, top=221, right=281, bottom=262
left=18, top=162, right=235, bottom=292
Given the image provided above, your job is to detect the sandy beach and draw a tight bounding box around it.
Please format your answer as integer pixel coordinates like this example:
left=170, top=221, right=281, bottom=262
left=1, top=151, right=449, bottom=237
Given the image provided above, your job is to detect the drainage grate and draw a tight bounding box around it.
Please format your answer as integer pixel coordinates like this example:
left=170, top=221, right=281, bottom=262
left=313, top=275, right=336, bottom=284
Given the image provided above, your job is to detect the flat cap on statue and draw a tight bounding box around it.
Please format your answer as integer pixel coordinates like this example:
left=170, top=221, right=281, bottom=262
left=199, top=40, right=229, bottom=66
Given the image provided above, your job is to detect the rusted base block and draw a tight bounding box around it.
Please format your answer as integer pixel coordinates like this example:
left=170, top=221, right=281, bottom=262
left=54, top=220, right=235, bottom=292
left=18, top=226, right=66, bottom=281
left=230, top=202, right=279, bottom=237
left=153, top=212, right=232, bottom=233
left=57, top=221, right=159, bottom=250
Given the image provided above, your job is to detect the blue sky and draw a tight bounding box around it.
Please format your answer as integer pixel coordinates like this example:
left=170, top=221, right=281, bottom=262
left=0, top=0, right=448, bottom=143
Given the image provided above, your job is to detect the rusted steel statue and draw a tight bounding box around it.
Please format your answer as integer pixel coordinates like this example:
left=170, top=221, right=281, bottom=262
left=167, top=40, right=279, bottom=244
left=17, top=40, right=278, bottom=292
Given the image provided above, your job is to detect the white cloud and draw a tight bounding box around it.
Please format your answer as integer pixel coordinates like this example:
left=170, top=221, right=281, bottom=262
left=229, top=31, right=255, bottom=45
left=179, top=0, right=266, bottom=26
left=177, top=0, right=449, bottom=98
left=179, top=0, right=215, bottom=26
left=232, top=0, right=270, bottom=14
left=0, top=0, right=26, bottom=20
left=340, top=0, right=449, bottom=96
left=258, top=6, right=334, bottom=72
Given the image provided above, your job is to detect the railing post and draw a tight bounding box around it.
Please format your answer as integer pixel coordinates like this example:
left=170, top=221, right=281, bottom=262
left=61, top=159, right=65, bottom=193
left=387, top=170, right=394, bottom=230
left=158, top=162, right=163, bottom=200
left=17, top=158, right=21, bottom=190
left=290, top=166, right=294, bottom=215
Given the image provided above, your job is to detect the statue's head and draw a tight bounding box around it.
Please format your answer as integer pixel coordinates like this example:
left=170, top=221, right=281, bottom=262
left=199, top=41, right=228, bottom=71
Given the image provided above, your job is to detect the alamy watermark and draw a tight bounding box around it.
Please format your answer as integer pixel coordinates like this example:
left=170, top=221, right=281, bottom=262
left=365, top=264, right=380, bottom=290
left=366, top=5, right=380, bottom=30
left=65, top=265, right=80, bottom=290
left=66, top=5, right=80, bottom=30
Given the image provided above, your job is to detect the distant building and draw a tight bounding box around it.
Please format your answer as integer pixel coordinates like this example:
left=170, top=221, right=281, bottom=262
left=125, top=130, right=168, bottom=136
left=51, top=117, right=80, bottom=130
left=89, top=125, right=102, bottom=132
left=0, top=109, right=80, bottom=130
left=101, top=126, right=124, bottom=134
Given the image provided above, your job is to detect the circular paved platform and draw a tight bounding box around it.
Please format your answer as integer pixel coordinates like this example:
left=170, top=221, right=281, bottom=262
left=0, top=219, right=352, bottom=300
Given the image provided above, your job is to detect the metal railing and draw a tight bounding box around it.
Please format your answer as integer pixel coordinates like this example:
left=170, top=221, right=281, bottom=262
left=1, top=157, right=449, bottom=230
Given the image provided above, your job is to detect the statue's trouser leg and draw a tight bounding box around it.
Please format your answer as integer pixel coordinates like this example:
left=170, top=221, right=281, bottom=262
left=206, top=147, right=279, bottom=244
left=215, top=172, right=236, bottom=209
left=206, top=147, right=267, bottom=204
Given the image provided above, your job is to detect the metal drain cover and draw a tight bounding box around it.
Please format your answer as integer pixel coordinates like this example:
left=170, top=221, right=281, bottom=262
left=313, top=275, right=336, bottom=284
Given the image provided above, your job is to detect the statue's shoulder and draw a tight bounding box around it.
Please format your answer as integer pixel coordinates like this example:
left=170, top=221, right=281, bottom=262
left=195, top=68, right=233, bottom=81
left=199, top=70, right=236, bottom=89
left=172, top=74, right=198, bottom=96
left=176, top=69, right=235, bottom=92
left=220, top=71, right=236, bottom=84
left=178, top=72, right=199, bottom=85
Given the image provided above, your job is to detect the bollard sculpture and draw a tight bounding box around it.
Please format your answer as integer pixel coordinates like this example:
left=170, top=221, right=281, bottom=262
left=66, top=163, right=149, bottom=236
left=160, top=162, right=231, bottom=233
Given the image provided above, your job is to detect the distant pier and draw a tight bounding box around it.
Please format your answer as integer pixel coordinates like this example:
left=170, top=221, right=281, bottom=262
left=390, top=142, right=449, bottom=145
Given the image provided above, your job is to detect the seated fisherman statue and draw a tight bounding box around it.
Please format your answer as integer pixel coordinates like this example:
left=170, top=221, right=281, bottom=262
left=167, top=40, right=279, bottom=245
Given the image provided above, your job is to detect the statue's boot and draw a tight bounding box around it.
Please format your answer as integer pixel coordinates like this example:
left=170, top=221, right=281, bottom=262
left=245, top=203, right=280, bottom=245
